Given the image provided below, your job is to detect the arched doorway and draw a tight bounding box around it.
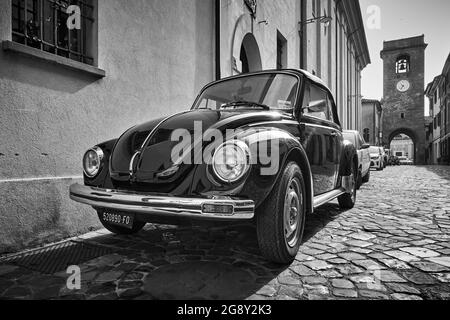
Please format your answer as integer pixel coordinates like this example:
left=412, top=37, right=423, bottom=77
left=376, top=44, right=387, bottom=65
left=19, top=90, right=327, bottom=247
left=388, top=129, right=417, bottom=164
left=240, top=33, right=262, bottom=74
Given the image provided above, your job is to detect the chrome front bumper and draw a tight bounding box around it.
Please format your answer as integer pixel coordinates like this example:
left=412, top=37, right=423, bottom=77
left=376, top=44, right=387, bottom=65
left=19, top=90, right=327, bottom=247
left=69, top=184, right=255, bottom=221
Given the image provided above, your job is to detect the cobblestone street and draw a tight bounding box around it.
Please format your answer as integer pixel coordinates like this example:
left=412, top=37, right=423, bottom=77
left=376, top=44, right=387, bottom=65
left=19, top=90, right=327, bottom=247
left=1, top=166, right=449, bottom=300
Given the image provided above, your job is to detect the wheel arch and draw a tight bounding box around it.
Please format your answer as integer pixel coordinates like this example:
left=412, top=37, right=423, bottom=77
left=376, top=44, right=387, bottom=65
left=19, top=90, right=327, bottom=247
left=284, top=147, right=314, bottom=215
left=339, top=140, right=358, bottom=177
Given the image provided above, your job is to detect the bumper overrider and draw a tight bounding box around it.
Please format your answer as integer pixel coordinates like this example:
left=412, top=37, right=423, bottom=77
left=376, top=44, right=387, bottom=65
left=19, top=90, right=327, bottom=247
left=69, top=184, right=255, bottom=221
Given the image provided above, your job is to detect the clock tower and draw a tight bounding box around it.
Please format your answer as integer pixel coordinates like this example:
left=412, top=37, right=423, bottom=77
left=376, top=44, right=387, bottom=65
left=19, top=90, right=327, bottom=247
left=380, top=35, right=428, bottom=165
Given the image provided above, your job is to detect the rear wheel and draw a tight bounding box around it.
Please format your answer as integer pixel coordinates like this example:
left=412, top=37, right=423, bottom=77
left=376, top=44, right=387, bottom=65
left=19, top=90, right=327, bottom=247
left=356, top=168, right=363, bottom=190
left=257, top=162, right=306, bottom=264
left=97, top=211, right=146, bottom=235
left=362, top=169, right=370, bottom=184
left=338, top=161, right=357, bottom=210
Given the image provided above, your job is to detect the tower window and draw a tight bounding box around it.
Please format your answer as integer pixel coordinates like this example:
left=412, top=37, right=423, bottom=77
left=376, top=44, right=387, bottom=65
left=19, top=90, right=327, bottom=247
left=396, top=55, right=410, bottom=74
left=400, top=113, right=405, bottom=119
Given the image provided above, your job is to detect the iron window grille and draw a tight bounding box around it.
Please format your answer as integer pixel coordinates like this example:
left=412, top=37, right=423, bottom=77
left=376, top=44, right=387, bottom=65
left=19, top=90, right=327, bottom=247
left=12, top=0, right=95, bottom=65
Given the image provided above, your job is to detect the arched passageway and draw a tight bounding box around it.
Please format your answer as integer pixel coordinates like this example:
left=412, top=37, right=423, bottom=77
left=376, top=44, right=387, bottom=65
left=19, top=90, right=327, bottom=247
left=388, top=129, right=417, bottom=164
left=239, top=33, right=262, bottom=73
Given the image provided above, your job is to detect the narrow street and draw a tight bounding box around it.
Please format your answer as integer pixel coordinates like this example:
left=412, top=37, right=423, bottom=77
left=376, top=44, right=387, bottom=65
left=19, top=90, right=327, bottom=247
left=1, top=166, right=449, bottom=300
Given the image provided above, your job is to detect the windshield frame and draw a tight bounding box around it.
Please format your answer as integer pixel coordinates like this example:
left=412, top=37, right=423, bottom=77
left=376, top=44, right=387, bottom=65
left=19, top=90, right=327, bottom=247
left=191, top=71, right=302, bottom=115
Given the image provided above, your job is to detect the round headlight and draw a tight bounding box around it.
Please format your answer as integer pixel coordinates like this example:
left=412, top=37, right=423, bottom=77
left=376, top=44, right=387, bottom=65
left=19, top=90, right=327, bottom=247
left=83, top=147, right=104, bottom=178
left=212, top=141, right=250, bottom=183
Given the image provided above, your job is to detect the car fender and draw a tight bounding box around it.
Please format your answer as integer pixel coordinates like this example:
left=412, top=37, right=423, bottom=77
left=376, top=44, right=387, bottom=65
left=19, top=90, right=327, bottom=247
left=339, top=140, right=358, bottom=177
left=236, top=127, right=314, bottom=213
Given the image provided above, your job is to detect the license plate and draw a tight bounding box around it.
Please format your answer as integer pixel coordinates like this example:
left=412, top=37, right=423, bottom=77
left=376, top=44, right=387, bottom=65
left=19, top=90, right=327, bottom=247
left=101, top=212, right=135, bottom=229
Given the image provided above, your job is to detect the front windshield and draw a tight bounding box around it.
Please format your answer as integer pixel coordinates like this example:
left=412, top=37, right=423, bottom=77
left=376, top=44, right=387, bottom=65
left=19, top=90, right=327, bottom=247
left=369, top=147, right=379, bottom=154
left=193, top=74, right=299, bottom=113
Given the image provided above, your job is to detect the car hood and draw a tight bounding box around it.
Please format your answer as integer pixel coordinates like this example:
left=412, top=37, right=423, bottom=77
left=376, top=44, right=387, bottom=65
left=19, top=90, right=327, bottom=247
left=110, top=109, right=287, bottom=182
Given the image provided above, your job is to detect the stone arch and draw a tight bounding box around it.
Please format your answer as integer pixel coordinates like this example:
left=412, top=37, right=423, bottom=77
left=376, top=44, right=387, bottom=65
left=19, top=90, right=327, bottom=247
left=239, top=33, right=262, bottom=73
left=229, top=13, right=262, bottom=76
left=387, top=128, right=417, bottom=163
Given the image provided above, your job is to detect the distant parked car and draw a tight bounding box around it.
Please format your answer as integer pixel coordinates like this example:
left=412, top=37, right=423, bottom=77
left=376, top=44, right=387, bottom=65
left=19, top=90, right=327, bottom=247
left=389, top=156, right=400, bottom=166
left=343, top=130, right=371, bottom=189
left=398, top=157, right=413, bottom=165
left=369, top=146, right=384, bottom=171
left=383, top=149, right=389, bottom=168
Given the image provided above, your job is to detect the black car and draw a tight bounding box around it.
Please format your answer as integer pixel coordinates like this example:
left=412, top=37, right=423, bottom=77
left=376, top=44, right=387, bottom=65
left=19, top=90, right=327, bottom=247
left=70, top=69, right=358, bottom=264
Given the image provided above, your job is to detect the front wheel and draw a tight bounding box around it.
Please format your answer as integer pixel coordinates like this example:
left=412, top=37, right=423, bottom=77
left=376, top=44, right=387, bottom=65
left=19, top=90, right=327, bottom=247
left=256, top=162, right=306, bottom=264
left=338, top=161, right=357, bottom=210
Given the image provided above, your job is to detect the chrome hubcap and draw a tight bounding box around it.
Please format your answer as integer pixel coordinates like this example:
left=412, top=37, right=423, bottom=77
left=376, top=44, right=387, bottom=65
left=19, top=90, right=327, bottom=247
left=284, top=179, right=302, bottom=248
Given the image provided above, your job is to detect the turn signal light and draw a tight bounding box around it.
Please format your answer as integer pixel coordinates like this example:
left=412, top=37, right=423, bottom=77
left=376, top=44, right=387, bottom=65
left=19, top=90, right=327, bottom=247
left=202, top=204, right=234, bottom=215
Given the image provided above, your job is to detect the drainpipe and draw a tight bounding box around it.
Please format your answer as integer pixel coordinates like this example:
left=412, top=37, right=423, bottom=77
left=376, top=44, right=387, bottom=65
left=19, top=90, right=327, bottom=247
left=215, top=0, right=221, bottom=80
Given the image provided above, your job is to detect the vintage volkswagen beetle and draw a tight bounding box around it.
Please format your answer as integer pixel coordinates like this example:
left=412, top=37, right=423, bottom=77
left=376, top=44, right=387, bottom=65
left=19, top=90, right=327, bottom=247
left=70, top=69, right=358, bottom=264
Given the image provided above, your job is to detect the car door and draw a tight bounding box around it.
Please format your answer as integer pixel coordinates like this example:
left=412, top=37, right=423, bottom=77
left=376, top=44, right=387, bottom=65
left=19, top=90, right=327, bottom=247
left=301, top=82, right=341, bottom=195
left=325, top=92, right=343, bottom=189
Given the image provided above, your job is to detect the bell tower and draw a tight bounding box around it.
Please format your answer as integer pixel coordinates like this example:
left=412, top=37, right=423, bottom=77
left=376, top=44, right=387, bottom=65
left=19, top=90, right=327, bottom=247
left=381, top=35, right=428, bottom=164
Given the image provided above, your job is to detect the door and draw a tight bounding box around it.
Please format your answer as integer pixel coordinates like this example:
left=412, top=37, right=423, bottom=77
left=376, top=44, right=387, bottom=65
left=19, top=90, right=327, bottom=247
left=301, top=82, right=341, bottom=196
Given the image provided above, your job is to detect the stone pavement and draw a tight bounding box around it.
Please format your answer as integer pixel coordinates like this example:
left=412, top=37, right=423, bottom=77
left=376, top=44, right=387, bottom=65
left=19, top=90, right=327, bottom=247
left=0, top=166, right=449, bottom=300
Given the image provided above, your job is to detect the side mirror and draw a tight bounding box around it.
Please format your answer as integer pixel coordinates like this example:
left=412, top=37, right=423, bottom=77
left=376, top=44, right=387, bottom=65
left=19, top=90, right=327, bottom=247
left=361, top=144, right=370, bottom=149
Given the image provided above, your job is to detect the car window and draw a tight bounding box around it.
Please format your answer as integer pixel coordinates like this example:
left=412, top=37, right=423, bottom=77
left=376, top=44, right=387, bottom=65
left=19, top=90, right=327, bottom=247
left=303, top=84, right=330, bottom=121
left=194, top=74, right=299, bottom=112
left=326, top=94, right=336, bottom=124
left=343, top=133, right=356, bottom=146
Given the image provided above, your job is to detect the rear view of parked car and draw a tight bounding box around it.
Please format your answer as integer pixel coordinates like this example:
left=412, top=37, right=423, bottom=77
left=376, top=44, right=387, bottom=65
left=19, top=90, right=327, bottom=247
left=370, top=146, right=384, bottom=171
left=343, top=130, right=371, bottom=189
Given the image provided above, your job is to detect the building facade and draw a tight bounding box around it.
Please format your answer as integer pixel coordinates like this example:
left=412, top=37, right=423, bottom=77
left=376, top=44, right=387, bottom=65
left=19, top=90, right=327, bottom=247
left=425, top=76, right=443, bottom=164
left=425, top=53, right=450, bottom=166
left=380, top=35, right=428, bottom=165
left=361, top=99, right=383, bottom=146
left=0, top=0, right=370, bottom=252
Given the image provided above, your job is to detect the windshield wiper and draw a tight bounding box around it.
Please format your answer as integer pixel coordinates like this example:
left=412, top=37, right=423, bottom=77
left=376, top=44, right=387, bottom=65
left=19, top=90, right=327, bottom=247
left=220, top=100, right=271, bottom=111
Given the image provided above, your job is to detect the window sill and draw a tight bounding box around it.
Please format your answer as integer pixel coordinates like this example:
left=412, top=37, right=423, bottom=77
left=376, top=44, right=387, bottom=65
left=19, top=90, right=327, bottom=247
left=2, top=41, right=105, bottom=78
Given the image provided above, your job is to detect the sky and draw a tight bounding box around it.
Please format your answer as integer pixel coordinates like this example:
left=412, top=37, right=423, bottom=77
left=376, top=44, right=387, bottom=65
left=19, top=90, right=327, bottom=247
left=359, top=0, right=450, bottom=103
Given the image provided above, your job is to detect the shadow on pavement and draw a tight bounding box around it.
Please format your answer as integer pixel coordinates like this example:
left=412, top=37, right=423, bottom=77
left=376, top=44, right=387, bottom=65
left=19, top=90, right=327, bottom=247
left=0, top=203, right=344, bottom=300
left=422, top=165, right=450, bottom=181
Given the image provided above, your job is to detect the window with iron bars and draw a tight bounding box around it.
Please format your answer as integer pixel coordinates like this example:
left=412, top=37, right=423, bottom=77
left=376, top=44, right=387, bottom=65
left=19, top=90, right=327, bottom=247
left=12, top=0, right=95, bottom=65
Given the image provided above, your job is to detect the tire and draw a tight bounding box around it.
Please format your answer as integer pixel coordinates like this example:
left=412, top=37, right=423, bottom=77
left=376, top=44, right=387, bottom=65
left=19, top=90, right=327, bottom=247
left=256, top=162, right=306, bottom=264
left=338, top=161, right=357, bottom=210
left=362, top=169, right=370, bottom=184
left=97, top=211, right=146, bottom=235
left=356, top=169, right=363, bottom=190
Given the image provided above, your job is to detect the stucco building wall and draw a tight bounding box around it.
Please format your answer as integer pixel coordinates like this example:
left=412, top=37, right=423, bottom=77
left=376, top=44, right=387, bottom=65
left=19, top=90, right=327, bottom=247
left=0, top=0, right=215, bottom=253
